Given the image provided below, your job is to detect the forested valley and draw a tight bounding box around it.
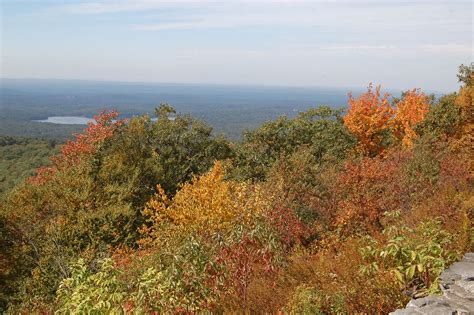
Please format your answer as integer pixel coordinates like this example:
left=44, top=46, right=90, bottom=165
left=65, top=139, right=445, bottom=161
left=0, top=65, right=472, bottom=313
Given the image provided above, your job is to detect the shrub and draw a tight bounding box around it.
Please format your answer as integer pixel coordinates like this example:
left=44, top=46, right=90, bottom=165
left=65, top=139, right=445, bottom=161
left=56, top=258, right=127, bottom=313
left=360, top=217, right=459, bottom=297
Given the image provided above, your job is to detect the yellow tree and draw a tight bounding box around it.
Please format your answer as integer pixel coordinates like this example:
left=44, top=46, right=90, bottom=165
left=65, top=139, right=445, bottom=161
left=344, top=84, right=393, bottom=156
left=140, top=161, right=267, bottom=246
left=392, top=89, right=430, bottom=147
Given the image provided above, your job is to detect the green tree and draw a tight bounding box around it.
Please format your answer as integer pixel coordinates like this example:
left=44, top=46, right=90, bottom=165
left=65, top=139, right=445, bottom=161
left=94, top=104, right=233, bottom=202
left=416, top=93, right=461, bottom=140
left=232, top=106, right=355, bottom=181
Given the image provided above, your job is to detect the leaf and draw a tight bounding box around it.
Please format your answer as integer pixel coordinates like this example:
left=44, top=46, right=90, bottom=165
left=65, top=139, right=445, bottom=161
left=406, top=265, right=416, bottom=280
left=393, top=269, right=404, bottom=283
left=417, top=264, right=424, bottom=273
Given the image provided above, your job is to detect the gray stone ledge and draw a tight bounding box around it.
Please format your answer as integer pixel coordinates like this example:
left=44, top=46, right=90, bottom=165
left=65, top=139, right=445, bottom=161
left=390, top=253, right=474, bottom=315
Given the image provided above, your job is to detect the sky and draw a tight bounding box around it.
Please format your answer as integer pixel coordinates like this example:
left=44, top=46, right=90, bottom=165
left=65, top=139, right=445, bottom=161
left=1, top=0, right=472, bottom=92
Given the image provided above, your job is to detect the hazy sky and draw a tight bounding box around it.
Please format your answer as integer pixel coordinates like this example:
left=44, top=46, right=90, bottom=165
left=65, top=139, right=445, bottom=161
left=1, top=0, right=472, bottom=92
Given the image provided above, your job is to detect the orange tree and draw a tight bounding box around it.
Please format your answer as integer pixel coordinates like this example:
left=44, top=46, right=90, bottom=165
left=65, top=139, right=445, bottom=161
left=343, top=84, right=393, bottom=156
left=392, top=89, right=430, bottom=147
left=452, top=64, right=473, bottom=151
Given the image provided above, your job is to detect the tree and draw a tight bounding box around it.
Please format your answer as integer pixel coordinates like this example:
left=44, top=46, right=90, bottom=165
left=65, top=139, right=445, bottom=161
left=452, top=64, right=473, bottom=151
left=392, top=89, right=430, bottom=147
left=335, top=152, right=408, bottom=233
left=457, top=63, right=474, bottom=86
left=416, top=93, right=461, bottom=140
left=28, top=110, right=123, bottom=185
left=140, top=161, right=265, bottom=245
left=234, top=106, right=355, bottom=180
left=344, top=84, right=393, bottom=156
left=94, top=104, right=233, bottom=202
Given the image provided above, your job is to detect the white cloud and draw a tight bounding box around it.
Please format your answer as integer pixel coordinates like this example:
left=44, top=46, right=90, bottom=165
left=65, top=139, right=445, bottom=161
left=318, top=45, right=398, bottom=51
left=59, top=0, right=205, bottom=15
left=313, top=43, right=472, bottom=57
left=419, top=44, right=472, bottom=55
left=120, top=1, right=471, bottom=35
left=132, top=21, right=210, bottom=31
left=130, top=12, right=324, bottom=31
left=57, top=0, right=472, bottom=15
left=59, top=0, right=324, bottom=15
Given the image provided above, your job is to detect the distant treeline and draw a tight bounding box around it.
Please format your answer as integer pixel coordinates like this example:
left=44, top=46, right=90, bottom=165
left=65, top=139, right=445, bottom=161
left=0, top=80, right=370, bottom=140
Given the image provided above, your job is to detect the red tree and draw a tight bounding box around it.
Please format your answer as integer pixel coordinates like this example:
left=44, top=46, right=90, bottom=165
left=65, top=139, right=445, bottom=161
left=29, top=110, right=124, bottom=185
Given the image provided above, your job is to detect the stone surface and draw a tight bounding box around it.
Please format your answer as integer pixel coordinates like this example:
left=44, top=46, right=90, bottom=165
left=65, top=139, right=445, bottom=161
left=390, top=253, right=474, bottom=315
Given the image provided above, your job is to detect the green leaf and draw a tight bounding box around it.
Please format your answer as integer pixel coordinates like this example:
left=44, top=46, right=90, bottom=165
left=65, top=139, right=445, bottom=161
left=417, top=264, right=424, bottom=272
left=393, top=269, right=404, bottom=283
left=406, top=265, right=416, bottom=280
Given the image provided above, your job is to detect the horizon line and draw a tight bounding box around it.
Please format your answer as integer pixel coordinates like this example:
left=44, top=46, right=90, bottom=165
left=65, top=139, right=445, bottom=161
left=0, top=76, right=455, bottom=95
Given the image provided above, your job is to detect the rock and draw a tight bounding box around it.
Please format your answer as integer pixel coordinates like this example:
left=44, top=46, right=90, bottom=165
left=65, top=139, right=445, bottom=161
left=390, top=253, right=474, bottom=315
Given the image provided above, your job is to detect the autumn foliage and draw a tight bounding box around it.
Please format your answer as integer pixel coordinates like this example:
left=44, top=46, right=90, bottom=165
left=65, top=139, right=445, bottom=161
left=452, top=66, right=473, bottom=152
left=28, top=110, right=123, bottom=185
left=344, top=84, right=393, bottom=156
left=392, top=89, right=430, bottom=147
left=1, top=66, right=472, bottom=313
left=335, top=152, right=407, bottom=232
left=140, top=161, right=267, bottom=246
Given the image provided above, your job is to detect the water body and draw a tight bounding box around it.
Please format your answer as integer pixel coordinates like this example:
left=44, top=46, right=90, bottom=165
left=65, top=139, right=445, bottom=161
left=33, top=116, right=173, bottom=125
left=34, top=116, right=94, bottom=124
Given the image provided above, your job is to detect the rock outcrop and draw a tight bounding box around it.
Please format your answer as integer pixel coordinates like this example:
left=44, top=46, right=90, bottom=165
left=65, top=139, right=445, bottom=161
left=391, top=253, right=474, bottom=315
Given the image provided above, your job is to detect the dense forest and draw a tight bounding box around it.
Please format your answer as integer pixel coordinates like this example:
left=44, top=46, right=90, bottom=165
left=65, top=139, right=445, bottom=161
left=0, top=136, right=58, bottom=195
left=0, top=65, right=472, bottom=313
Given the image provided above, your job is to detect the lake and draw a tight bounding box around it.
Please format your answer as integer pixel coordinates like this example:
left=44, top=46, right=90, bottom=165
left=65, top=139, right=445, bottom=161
left=33, top=116, right=171, bottom=125
left=34, top=116, right=94, bottom=124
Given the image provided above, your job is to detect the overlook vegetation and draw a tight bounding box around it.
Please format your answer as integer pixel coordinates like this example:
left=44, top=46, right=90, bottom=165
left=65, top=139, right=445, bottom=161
left=0, top=65, right=472, bottom=313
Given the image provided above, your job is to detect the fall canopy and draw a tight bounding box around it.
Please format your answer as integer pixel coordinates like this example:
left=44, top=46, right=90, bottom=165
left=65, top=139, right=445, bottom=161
left=343, top=84, right=393, bottom=156
left=0, top=66, right=472, bottom=313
